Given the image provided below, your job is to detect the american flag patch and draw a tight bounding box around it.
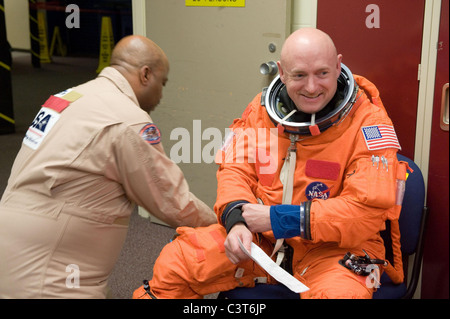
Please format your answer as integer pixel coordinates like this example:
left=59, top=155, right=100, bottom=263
left=361, top=125, right=401, bottom=151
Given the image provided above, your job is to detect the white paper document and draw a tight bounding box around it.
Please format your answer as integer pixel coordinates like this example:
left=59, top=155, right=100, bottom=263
left=238, top=238, right=309, bottom=293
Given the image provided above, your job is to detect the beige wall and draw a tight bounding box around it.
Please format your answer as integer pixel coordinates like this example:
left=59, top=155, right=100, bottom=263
left=4, top=0, right=30, bottom=50
left=291, top=0, right=317, bottom=30
left=5, top=0, right=319, bottom=51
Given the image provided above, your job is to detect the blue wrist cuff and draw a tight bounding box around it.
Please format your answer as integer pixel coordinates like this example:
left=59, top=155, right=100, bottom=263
left=270, top=205, right=301, bottom=239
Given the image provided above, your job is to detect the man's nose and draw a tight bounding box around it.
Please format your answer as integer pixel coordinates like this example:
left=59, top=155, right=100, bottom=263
left=304, top=77, right=318, bottom=94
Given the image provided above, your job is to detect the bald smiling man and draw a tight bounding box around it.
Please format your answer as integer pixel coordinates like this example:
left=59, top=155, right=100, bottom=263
left=0, top=35, right=216, bottom=298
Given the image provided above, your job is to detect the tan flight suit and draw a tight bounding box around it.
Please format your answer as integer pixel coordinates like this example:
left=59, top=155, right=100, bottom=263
left=0, top=67, right=216, bottom=298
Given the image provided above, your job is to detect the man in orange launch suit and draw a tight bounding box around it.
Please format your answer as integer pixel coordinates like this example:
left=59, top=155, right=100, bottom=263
left=134, top=28, right=407, bottom=299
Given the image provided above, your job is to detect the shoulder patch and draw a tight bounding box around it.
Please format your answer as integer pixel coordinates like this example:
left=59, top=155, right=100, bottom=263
left=42, top=89, right=83, bottom=113
left=361, top=125, right=401, bottom=151
left=23, top=89, right=84, bottom=150
left=140, top=123, right=161, bottom=145
left=24, top=107, right=61, bottom=150
left=42, top=95, right=70, bottom=113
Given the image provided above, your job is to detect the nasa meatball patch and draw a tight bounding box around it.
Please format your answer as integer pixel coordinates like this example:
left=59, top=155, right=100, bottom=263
left=305, top=181, right=331, bottom=200
left=140, top=123, right=161, bottom=145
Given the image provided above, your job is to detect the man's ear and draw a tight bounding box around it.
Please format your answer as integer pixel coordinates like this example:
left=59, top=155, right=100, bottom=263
left=277, top=61, right=286, bottom=83
left=336, top=54, right=343, bottom=76
left=140, top=65, right=151, bottom=84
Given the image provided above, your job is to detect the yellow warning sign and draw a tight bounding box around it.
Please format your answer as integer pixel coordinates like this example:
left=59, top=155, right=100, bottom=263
left=96, top=16, right=115, bottom=73
left=49, top=26, right=67, bottom=57
left=186, top=0, right=245, bottom=7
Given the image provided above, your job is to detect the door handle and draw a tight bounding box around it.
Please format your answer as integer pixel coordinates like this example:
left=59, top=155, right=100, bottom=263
left=441, top=83, right=449, bottom=131
left=260, top=61, right=278, bottom=76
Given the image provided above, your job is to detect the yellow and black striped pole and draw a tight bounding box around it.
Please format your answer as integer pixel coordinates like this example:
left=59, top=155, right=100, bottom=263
left=28, top=0, right=40, bottom=68
left=0, top=0, right=15, bottom=134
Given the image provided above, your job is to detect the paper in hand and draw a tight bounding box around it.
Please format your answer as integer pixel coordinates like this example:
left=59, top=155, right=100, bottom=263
left=238, top=238, right=309, bottom=293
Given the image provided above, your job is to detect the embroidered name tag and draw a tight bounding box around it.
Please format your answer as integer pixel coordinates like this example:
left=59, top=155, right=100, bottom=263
left=305, top=159, right=341, bottom=181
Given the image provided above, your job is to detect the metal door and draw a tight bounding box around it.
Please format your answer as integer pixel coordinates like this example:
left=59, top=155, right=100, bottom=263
left=140, top=0, right=291, bottom=214
left=317, top=0, right=425, bottom=160
left=421, top=0, right=449, bottom=299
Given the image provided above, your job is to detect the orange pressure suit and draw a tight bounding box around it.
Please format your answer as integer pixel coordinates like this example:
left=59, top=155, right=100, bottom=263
left=135, top=75, right=406, bottom=299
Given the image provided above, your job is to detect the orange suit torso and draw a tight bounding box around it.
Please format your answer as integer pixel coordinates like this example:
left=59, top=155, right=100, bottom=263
left=214, top=75, right=402, bottom=275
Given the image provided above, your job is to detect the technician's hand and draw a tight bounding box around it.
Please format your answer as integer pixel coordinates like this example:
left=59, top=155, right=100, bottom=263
left=242, top=204, right=272, bottom=233
left=224, top=223, right=253, bottom=264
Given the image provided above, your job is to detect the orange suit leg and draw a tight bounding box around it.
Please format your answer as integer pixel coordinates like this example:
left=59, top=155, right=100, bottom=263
left=298, top=253, right=374, bottom=299
left=148, top=224, right=269, bottom=299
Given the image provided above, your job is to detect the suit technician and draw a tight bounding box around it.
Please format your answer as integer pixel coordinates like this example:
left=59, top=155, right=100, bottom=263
left=0, top=35, right=216, bottom=298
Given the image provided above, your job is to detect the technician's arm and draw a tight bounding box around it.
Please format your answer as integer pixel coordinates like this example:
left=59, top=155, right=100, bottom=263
left=107, top=124, right=217, bottom=228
